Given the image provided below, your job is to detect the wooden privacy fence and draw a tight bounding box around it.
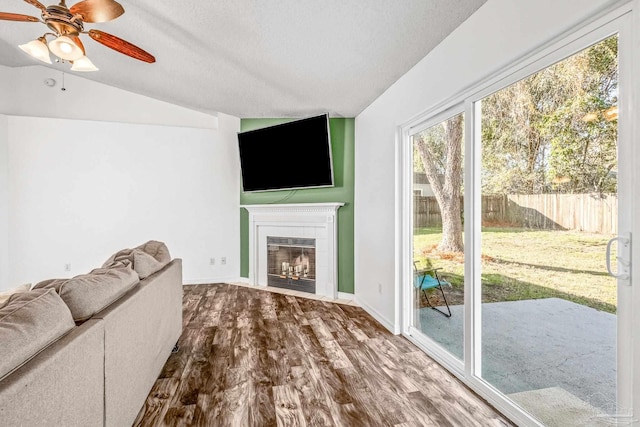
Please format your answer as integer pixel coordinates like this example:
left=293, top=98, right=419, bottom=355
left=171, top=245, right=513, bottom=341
left=414, top=193, right=618, bottom=234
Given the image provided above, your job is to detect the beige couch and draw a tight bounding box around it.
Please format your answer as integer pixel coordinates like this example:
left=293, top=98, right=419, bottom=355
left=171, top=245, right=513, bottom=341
left=0, top=246, right=183, bottom=427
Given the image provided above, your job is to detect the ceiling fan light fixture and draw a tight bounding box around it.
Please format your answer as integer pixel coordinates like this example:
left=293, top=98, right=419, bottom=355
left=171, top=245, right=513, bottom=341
left=49, top=35, right=84, bottom=61
left=3, top=0, right=155, bottom=69
left=18, top=37, right=52, bottom=64
left=70, top=55, right=99, bottom=72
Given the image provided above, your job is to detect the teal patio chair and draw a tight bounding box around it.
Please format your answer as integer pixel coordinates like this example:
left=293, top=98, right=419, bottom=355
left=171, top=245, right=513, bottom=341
left=413, top=262, right=452, bottom=318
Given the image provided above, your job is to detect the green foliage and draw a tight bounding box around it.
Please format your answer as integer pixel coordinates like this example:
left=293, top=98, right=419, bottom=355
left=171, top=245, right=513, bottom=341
left=413, top=255, right=435, bottom=277
left=481, top=36, right=618, bottom=195
left=414, top=123, right=447, bottom=174
left=414, top=227, right=617, bottom=313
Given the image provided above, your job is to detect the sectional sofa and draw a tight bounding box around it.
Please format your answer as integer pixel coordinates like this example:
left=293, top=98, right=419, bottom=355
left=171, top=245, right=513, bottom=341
left=0, top=241, right=183, bottom=427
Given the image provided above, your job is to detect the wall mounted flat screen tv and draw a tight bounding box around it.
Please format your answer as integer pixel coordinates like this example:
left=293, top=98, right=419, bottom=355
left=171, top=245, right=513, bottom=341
left=238, top=114, right=334, bottom=192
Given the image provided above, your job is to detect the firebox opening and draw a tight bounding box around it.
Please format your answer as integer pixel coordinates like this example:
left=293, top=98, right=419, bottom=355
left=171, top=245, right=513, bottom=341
left=267, top=237, right=316, bottom=293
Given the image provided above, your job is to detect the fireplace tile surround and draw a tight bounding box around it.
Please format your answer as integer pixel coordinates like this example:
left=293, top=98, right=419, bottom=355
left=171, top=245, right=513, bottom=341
left=241, top=203, right=344, bottom=299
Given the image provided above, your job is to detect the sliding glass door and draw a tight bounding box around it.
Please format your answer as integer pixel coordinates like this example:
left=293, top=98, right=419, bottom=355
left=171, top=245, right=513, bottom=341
left=410, top=111, right=465, bottom=363
left=476, top=33, right=631, bottom=425
left=404, top=12, right=633, bottom=426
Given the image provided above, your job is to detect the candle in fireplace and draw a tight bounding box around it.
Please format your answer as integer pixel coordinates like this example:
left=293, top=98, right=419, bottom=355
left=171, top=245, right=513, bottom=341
left=282, top=262, right=290, bottom=275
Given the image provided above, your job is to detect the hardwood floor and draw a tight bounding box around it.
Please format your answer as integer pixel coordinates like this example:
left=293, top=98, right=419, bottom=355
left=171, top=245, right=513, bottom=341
left=133, top=284, right=513, bottom=427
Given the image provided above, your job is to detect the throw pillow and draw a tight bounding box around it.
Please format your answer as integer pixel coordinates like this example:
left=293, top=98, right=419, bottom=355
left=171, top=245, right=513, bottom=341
left=0, top=283, right=32, bottom=306
left=131, top=249, right=166, bottom=279
left=33, top=265, right=140, bottom=322
left=136, top=240, right=171, bottom=264
left=0, top=288, right=75, bottom=380
left=102, top=247, right=135, bottom=268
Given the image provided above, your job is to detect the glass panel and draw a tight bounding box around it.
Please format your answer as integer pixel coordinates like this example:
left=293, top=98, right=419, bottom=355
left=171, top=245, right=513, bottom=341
left=411, top=112, right=465, bottom=361
left=479, top=36, right=618, bottom=424
left=267, top=236, right=316, bottom=293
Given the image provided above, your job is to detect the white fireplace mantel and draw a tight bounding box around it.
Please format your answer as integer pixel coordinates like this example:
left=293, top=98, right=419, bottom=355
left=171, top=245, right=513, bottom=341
left=241, top=203, right=344, bottom=298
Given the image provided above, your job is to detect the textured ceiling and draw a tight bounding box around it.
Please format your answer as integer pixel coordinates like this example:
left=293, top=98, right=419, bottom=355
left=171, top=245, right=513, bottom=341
left=0, top=0, right=487, bottom=118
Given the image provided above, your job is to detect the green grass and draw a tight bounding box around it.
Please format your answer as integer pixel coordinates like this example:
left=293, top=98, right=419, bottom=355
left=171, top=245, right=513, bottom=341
left=414, top=227, right=617, bottom=313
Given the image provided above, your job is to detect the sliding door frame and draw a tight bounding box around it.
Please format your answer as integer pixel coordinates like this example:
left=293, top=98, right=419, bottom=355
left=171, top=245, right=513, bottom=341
left=401, top=105, right=466, bottom=377
left=399, top=3, right=636, bottom=425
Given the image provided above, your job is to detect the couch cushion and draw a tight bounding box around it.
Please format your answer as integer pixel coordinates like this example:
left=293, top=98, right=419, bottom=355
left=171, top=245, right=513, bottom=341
left=132, top=249, right=166, bottom=279
left=33, top=278, right=69, bottom=290
left=136, top=240, right=171, bottom=264
left=0, top=283, right=31, bottom=305
left=34, top=266, right=140, bottom=322
left=102, top=248, right=166, bottom=279
left=0, top=288, right=75, bottom=380
left=102, top=247, right=134, bottom=269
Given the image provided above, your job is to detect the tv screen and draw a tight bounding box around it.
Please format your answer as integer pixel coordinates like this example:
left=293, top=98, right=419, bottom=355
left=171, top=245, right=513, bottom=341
left=238, top=114, right=334, bottom=192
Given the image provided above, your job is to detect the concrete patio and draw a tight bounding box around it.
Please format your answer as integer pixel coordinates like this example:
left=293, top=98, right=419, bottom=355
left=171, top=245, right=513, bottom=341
left=417, top=298, right=617, bottom=423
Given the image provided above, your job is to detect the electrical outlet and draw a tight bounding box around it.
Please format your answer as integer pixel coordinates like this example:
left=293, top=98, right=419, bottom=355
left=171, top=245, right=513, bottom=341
left=64, top=263, right=71, bottom=272
left=209, top=258, right=215, bottom=265
left=221, top=257, right=227, bottom=265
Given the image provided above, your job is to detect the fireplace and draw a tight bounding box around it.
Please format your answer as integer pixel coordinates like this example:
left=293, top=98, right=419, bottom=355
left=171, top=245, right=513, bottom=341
left=241, top=202, right=344, bottom=299
left=267, top=237, right=316, bottom=293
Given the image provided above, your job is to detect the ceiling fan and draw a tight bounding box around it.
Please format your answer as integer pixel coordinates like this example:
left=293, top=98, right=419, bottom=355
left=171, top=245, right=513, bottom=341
left=0, top=0, right=155, bottom=72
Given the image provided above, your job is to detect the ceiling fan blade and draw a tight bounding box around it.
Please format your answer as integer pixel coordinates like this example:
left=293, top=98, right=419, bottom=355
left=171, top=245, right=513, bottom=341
left=71, top=35, right=86, bottom=55
left=70, top=0, right=124, bottom=23
left=23, top=0, right=46, bottom=12
left=88, top=29, right=155, bottom=63
left=0, top=12, right=39, bottom=22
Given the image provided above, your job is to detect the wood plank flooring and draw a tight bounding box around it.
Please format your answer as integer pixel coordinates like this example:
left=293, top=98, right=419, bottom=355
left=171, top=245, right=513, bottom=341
left=133, top=284, right=513, bottom=427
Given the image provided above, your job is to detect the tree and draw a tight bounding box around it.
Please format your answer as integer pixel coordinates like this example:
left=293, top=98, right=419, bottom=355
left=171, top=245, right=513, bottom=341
left=543, top=36, right=618, bottom=193
left=480, top=35, right=618, bottom=195
left=480, top=77, right=550, bottom=194
left=413, top=36, right=617, bottom=251
left=415, top=114, right=464, bottom=252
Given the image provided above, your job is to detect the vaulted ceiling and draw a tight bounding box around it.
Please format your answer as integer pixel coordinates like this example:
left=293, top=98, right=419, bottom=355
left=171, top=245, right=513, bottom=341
left=0, top=0, right=487, bottom=118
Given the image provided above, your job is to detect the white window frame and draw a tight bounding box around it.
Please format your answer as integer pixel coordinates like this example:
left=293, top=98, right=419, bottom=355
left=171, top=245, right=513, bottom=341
left=399, top=2, right=636, bottom=425
left=401, top=105, right=466, bottom=377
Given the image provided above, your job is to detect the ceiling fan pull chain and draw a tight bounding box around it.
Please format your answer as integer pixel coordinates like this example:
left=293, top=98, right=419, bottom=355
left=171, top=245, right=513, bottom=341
left=61, top=71, right=66, bottom=92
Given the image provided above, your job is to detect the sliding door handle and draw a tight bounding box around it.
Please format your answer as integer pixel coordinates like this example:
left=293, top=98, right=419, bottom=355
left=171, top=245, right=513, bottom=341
left=606, top=234, right=631, bottom=282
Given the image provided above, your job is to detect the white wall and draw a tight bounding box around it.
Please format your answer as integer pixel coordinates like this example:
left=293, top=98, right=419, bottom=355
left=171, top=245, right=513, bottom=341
left=0, top=114, right=8, bottom=289
left=0, top=68, right=14, bottom=114
left=354, top=0, right=621, bottom=331
left=0, top=64, right=217, bottom=129
left=0, top=64, right=241, bottom=290
left=7, top=114, right=240, bottom=287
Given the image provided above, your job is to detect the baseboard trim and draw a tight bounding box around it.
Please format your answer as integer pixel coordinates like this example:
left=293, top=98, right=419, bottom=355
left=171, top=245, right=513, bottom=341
left=183, top=277, right=240, bottom=285
left=355, top=297, right=396, bottom=333
left=337, top=291, right=354, bottom=301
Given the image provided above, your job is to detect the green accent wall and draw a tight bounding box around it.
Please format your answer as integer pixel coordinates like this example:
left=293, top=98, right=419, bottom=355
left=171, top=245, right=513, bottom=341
left=239, top=118, right=355, bottom=294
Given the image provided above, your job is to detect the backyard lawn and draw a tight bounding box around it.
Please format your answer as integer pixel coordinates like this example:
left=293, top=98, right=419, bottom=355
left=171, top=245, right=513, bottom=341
left=414, top=227, right=617, bottom=313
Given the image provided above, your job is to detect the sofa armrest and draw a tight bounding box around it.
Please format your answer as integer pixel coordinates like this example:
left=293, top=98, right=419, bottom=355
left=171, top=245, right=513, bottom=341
left=0, top=319, right=105, bottom=427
